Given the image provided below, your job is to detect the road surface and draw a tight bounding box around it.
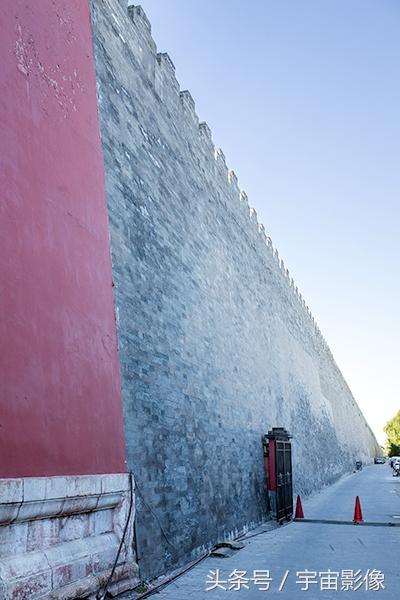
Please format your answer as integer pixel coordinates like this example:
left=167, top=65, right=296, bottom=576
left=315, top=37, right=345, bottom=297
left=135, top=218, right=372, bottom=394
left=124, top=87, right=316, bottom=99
left=144, top=463, right=400, bottom=599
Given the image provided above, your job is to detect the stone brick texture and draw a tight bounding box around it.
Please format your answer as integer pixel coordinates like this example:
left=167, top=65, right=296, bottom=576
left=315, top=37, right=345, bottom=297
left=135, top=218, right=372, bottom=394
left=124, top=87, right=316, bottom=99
left=0, top=474, right=137, bottom=598
left=90, top=0, right=380, bottom=580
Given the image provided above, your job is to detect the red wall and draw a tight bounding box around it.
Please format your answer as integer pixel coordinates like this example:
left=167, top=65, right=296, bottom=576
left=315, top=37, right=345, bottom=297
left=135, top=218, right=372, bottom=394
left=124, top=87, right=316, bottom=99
left=0, top=0, right=127, bottom=477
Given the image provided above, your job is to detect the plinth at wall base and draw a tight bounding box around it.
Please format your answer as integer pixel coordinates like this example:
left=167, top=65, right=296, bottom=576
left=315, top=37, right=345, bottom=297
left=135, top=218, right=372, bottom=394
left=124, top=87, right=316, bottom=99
left=0, top=473, right=138, bottom=599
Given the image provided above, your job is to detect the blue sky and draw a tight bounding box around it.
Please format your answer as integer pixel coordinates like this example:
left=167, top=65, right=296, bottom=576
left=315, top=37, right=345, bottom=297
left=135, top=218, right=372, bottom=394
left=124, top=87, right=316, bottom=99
left=138, top=0, right=400, bottom=445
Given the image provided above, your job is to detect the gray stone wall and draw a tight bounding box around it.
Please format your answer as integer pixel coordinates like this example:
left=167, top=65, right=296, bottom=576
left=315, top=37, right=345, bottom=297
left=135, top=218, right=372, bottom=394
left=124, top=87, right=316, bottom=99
left=91, top=0, right=380, bottom=580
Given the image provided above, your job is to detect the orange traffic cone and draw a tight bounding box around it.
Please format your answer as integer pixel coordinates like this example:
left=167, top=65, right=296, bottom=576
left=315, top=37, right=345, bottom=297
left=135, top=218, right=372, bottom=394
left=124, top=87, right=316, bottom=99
left=353, top=496, right=364, bottom=523
left=295, top=495, right=304, bottom=519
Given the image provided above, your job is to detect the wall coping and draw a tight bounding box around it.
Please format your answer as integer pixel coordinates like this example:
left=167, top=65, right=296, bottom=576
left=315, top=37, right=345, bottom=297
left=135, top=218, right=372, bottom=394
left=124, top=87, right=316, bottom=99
left=0, top=473, right=131, bottom=525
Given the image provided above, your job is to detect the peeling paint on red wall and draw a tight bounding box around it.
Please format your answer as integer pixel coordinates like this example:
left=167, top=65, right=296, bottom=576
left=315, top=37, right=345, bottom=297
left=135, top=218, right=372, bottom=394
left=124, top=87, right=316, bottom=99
left=0, top=0, right=127, bottom=477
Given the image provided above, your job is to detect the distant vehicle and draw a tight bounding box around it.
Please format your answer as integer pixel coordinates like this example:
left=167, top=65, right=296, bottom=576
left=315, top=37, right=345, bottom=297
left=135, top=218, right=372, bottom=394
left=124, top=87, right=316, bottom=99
left=374, top=457, right=385, bottom=464
left=355, top=460, right=362, bottom=470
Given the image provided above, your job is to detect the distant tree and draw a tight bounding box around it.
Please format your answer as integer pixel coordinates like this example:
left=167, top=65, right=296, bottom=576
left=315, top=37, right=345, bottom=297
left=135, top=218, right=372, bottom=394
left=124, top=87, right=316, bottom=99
left=384, top=410, right=400, bottom=456
left=387, top=442, right=400, bottom=457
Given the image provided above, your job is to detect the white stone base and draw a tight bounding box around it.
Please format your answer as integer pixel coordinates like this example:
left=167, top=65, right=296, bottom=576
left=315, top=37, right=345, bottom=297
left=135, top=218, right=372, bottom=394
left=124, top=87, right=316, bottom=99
left=0, top=473, right=138, bottom=599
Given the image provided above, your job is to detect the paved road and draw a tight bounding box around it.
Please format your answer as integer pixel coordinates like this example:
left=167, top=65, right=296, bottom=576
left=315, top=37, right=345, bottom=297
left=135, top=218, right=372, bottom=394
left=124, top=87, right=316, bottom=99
left=148, top=464, right=400, bottom=599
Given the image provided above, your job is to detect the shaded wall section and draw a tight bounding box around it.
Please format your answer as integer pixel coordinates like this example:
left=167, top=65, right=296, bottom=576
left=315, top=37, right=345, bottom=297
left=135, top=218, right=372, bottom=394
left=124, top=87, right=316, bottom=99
left=0, top=0, right=126, bottom=477
left=91, top=1, right=381, bottom=579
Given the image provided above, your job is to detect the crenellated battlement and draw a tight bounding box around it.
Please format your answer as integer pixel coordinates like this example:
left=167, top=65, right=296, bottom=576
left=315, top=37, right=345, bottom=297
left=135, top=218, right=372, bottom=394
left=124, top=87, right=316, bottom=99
left=240, top=190, right=249, bottom=206
left=214, top=147, right=228, bottom=178
left=113, top=3, right=329, bottom=351
left=125, top=3, right=156, bottom=80
left=127, top=3, right=151, bottom=32
left=180, top=90, right=196, bottom=115
left=199, top=121, right=212, bottom=142
left=228, top=170, right=240, bottom=200
left=249, top=206, right=258, bottom=226
left=155, top=52, right=179, bottom=103
left=157, top=51, right=175, bottom=72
